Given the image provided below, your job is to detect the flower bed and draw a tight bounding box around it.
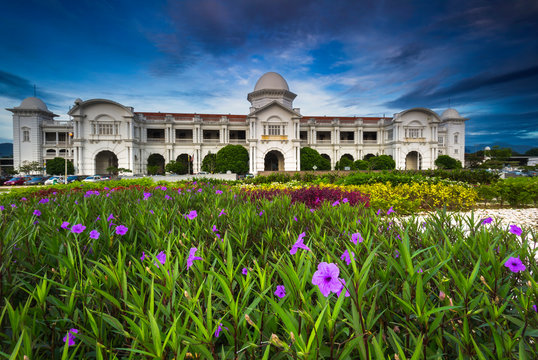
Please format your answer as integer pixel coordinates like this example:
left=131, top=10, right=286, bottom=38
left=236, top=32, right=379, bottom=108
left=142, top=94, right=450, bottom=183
left=0, top=183, right=536, bottom=359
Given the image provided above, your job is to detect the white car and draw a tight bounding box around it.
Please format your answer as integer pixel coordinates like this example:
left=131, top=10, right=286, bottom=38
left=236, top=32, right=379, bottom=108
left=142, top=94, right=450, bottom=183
left=44, top=176, right=64, bottom=185
left=82, top=175, right=103, bottom=182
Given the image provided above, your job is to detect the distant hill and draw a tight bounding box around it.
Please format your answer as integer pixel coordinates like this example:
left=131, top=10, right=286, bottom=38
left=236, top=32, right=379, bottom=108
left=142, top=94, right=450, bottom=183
left=466, top=143, right=534, bottom=154
left=0, top=143, right=13, bottom=157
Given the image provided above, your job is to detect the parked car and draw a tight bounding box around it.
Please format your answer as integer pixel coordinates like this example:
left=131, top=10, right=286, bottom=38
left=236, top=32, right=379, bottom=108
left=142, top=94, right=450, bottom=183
left=24, top=176, right=49, bottom=185
left=82, top=175, right=103, bottom=182
left=4, top=176, right=32, bottom=186
left=0, top=176, right=11, bottom=185
left=66, top=175, right=84, bottom=183
left=44, top=176, right=65, bottom=185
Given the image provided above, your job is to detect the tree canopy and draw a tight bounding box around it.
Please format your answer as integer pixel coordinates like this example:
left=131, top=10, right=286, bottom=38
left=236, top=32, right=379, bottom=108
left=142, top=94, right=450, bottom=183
left=369, top=155, right=396, bottom=170
left=201, top=153, right=217, bottom=173
left=435, top=155, right=462, bottom=169
left=46, top=157, right=74, bottom=175
left=216, top=145, right=249, bottom=174
left=300, top=147, right=331, bottom=171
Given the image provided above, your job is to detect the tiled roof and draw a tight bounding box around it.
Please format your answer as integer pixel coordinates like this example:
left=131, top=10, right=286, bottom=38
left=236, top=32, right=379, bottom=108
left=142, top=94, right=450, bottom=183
left=136, top=112, right=389, bottom=124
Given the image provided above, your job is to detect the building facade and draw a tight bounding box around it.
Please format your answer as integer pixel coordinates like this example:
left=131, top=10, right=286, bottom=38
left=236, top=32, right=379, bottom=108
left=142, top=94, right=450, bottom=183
left=7, top=72, right=467, bottom=175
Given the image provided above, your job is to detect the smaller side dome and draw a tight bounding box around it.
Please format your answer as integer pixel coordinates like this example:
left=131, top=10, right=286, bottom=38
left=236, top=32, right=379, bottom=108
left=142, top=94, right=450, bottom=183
left=18, top=97, right=49, bottom=111
left=254, top=72, right=289, bottom=91
left=441, top=108, right=464, bottom=120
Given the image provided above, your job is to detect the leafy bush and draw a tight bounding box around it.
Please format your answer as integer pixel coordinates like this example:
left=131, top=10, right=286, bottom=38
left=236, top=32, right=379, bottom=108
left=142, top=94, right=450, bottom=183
left=201, top=152, right=217, bottom=173
left=335, top=156, right=354, bottom=170
left=300, top=147, right=331, bottom=171
left=485, top=177, right=538, bottom=207
left=165, top=160, right=187, bottom=174
left=353, top=160, right=369, bottom=170
left=45, top=157, right=74, bottom=175
left=216, top=145, right=249, bottom=174
left=0, top=185, right=536, bottom=359
left=368, top=155, right=396, bottom=170
left=435, top=155, right=462, bottom=169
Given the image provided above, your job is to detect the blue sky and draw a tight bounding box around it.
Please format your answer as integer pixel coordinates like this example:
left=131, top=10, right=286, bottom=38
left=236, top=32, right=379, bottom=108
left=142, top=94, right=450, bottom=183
left=1, top=0, right=537, bottom=151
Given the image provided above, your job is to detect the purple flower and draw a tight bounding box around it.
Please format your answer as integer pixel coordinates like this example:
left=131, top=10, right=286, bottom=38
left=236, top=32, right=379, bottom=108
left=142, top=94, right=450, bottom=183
left=0, top=205, right=4, bottom=211
left=387, top=206, right=395, bottom=215
left=214, top=323, right=228, bottom=338
left=219, top=209, right=226, bottom=217
left=342, top=198, right=349, bottom=203
left=33, top=209, right=41, bottom=216
left=293, top=216, right=298, bottom=222
left=187, top=210, right=197, bottom=220
left=290, top=232, right=310, bottom=255
left=149, top=210, right=154, bottom=215
left=340, top=249, right=355, bottom=265
left=351, top=232, right=363, bottom=245
left=155, top=251, right=166, bottom=268
left=242, top=267, right=248, bottom=275
left=62, top=328, right=78, bottom=347
left=332, top=200, right=340, bottom=207
left=504, top=256, right=526, bottom=273
left=509, top=225, right=522, bottom=236
left=274, top=285, right=286, bottom=299
left=61, top=221, right=70, bottom=229
left=216, top=190, right=223, bottom=195
left=21, top=197, right=27, bottom=201
left=143, top=192, right=152, bottom=200
left=310, top=209, right=315, bottom=213
left=312, top=262, right=343, bottom=297
left=107, top=213, right=114, bottom=222
left=417, top=268, right=424, bottom=274
left=394, top=250, right=400, bottom=258
left=160, top=186, right=167, bottom=191
left=89, top=230, right=100, bottom=240
left=165, top=195, right=171, bottom=200
left=11, top=204, right=17, bottom=208
left=533, top=305, right=537, bottom=312
left=140, top=251, right=146, bottom=261
left=258, top=210, right=264, bottom=216
left=336, top=279, right=350, bottom=297
left=39, top=198, right=49, bottom=204
left=212, top=225, right=218, bottom=232
left=482, top=217, right=493, bottom=224
left=187, top=247, right=202, bottom=269
left=376, top=209, right=381, bottom=216
left=71, top=224, right=86, bottom=234
left=115, top=225, right=128, bottom=236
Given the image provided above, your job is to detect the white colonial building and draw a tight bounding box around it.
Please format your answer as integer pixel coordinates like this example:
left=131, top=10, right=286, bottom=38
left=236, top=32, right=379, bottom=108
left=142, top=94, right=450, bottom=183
left=8, top=72, right=467, bottom=175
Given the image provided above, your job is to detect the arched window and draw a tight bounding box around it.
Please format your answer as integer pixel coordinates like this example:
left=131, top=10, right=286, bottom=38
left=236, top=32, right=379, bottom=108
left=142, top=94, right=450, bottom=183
left=22, top=128, right=30, bottom=142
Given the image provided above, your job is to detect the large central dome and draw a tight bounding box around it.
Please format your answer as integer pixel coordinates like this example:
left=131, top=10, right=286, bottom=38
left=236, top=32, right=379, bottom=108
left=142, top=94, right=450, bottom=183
left=254, top=72, right=289, bottom=91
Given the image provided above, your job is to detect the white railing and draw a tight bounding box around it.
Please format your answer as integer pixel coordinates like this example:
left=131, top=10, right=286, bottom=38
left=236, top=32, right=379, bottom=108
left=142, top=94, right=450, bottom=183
left=363, top=139, right=377, bottom=144
left=203, top=138, right=221, bottom=143
left=315, top=139, right=331, bottom=144
left=339, top=140, right=355, bottom=144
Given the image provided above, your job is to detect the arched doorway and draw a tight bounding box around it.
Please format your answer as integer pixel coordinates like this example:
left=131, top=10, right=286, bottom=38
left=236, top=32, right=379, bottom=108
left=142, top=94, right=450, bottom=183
left=95, top=150, right=118, bottom=174
left=176, top=154, right=193, bottom=174
left=405, top=151, right=422, bottom=170
left=147, top=153, right=165, bottom=175
left=264, top=150, right=284, bottom=171
left=341, top=153, right=354, bottom=161
left=363, top=153, right=375, bottom=161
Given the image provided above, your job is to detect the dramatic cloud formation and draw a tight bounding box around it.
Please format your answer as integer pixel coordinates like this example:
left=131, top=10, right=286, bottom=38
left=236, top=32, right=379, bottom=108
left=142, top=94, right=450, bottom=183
left=0, top=0, right=536, bottom=149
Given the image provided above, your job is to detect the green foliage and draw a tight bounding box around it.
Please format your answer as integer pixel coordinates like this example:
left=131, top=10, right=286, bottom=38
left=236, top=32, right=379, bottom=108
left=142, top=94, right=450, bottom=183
left=147, top=165, right=161, bottom=175
left=353, top=160, right=370, bottom=170
left=435, top=155, right=462, bottom=169
left=477, top=177, right=538, bottom=207
left=147, top=154, right=165, bottom=175
left=19, top=160, right=43, bottom=174
left=369, top=155, right=396, bottom=170
left=45, top=157, right=74, bottom=175
left=0, top=186, right=536, bottom=359
left=201, top=152, right=217, bottom=173
left=165, top=160, right=187, bottom=175
left=300, top=147, right=331, bottom=171
left=335, top=156, right=354, bottom=170
left=525, top=147, right=538, bottom=156
left=216, top=145, right=249, bottom=174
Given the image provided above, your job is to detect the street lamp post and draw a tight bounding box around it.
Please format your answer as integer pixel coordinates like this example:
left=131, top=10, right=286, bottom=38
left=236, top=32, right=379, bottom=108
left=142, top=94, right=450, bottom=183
left=64, top=131, right=73, bottom=184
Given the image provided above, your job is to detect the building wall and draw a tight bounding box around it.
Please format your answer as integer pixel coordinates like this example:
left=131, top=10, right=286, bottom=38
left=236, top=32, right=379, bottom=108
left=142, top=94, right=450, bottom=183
left=9, top=101, right=466, bottom=174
